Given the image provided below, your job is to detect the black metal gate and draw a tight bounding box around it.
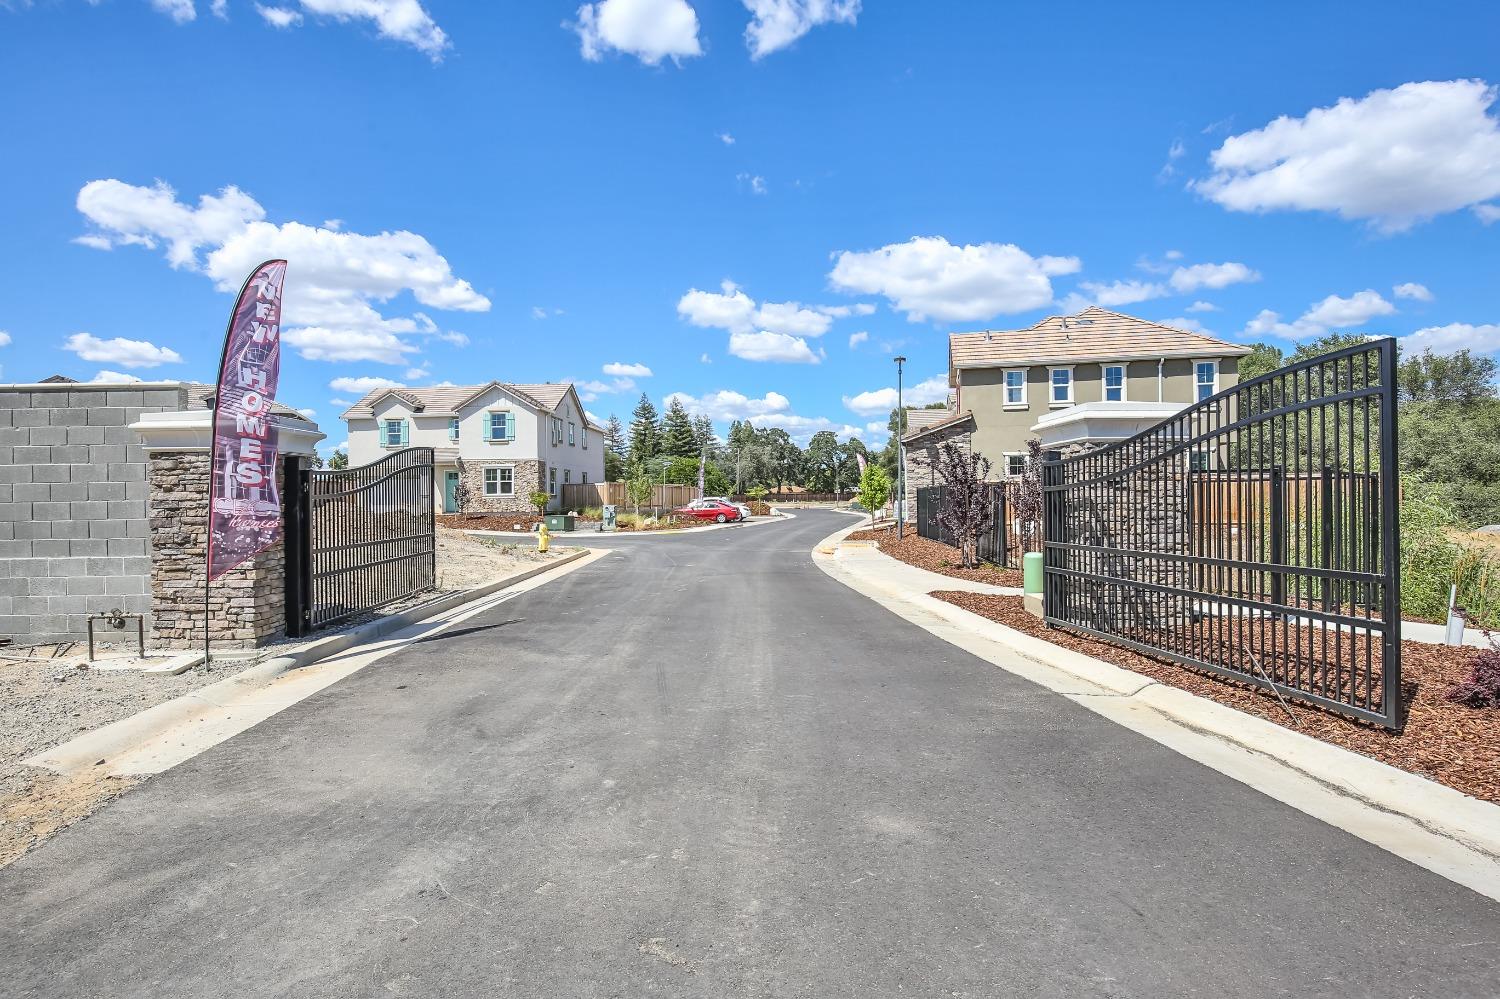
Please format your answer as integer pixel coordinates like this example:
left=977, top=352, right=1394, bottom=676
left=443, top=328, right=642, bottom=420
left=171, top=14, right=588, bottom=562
left=917, top=483, right=1039, bottom=568
left=285, top=447, right=436, bottom=636
left=1041, top=339, right=1402, bottom=729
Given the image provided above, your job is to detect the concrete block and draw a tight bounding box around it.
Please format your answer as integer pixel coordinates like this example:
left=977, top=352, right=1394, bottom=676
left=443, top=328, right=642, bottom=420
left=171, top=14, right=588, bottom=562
left=121, top=556, right=152, bottom=576
left=126, top=518, right=150, bottom=539
left=0, top=427, right=23, bottom=447
left=69, top=426, right=105, bottom=446
left=86, top=408, right=126, bottom=427
left=32, top=576, right=67, bottom=595
left=14, top=409, right=49, bottom=428
left=29, top=615, right=69, bottom=637
left=0, top=465, right=33, bottom=484
left=87, top=481, right=128, bottom=502
left=107, top=538, right=148, bottom=558
left=14, top=445, right=50, bottom=463
left=68, top=539, right=110, bottom=558
left=86, top=557, right=126, bottom=577
left=107, top=501, right=145, bottom=520
left=108, top=462, right=146, bottom=482
left=106, top=390, right=146, bottom=407
left=28, top=425, right=67, bottom=446
left=45, top=557, right=88, bottom=578
left=14, top=482, right=51, bottom=502
left=88, top=519, right=128, bottom=539
left=51, top=519, right=88, bottom=539
left=104, top=574, right=145, bottom=595
left=0, top=577, right=26, bottom=596
left=0, top=596, right=11, bottom=615
left=0, top=522, right=11, bottom=540
left=0, top=409, right=11, bottom=426
left=88, top=444, right=127, bottom=464
left=32, top=501, right=71, bottom=521
left=0, top=616, right=30, bottom=636
left=50, top=482, right=88, bottom=503
left=103, top=425, right=134, bottom=445
left=14, top=595, right=49, bottom=616
left=66, top=575, right=106, bottom=595
left=125, top=479, right=149, bottom=502
left=0, top=541, right=32, bottom=558
left=68, top=390, right=107, bottom=409
left=142, top=389, right=183, bottom=407
left=0, top=485, right=10, bottom=505
left=13, top=521, right=51, bottom=540
left=48, top=407, right=86, bottom=426
left=0, top=502, right=31, bottom=522
left=0, top=391, right=25, bottom=409
left=51, top=444, right=92, bottom=464
left=70, top=500, right=109, bottom=521
left=31, top=540, right=69, bottom=557
left=47, top=594, right=88, bottom=616
left=32, top=465, right=70, bottom=483
left=69, top=463, right=104, bottom=483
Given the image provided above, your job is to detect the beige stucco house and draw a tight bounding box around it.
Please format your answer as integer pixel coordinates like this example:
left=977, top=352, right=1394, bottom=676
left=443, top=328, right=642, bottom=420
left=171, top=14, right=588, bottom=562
left=900, top=307, right=1251, bottom=506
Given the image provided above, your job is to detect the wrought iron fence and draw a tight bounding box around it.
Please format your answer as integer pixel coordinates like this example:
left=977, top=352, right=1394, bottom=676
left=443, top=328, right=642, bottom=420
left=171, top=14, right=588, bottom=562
left=915, top=482, right=1041, bottom=568
left=1041, top=339, right=1402, bottom=728
left=285, top=448, right=436, bottom=635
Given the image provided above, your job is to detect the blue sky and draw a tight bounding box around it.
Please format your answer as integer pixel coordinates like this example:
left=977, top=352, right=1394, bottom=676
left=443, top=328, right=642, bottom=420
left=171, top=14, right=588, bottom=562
left=2, top=1, right=1498, bottom=451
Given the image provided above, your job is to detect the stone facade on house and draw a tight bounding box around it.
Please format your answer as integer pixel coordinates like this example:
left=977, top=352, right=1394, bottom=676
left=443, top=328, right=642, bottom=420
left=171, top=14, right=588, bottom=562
left=900, top=412, right=977, bottom=518
left=457, top=458, right=546, bottom=515
left=0, top=382, right=186, bottom=645
left=146, top=451, right=287, bottom=649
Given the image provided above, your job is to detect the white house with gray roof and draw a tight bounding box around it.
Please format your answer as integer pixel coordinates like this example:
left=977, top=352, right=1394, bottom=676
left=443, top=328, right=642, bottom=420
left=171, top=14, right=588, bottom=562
left=342, top=381, right=604, bottom=514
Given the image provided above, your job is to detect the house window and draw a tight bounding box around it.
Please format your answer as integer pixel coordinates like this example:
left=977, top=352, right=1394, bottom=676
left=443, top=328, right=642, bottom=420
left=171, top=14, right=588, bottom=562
left=563, top=468, right=571, bottom=485
left=487, top=411, right=514, bottom=442
left=1103, top=364, right=1126, bottom=402
left=553, top=417, right=563, bottom=445
left=448, top=417, right=460, bottom=441
left=582, top=471, right=588, bottom=484
left=1049, top=367, right=1074, bottom=405
left=568, top=421, right=576, bottom=446
left=581, top=427, right=588, bottom=449
left=1195, top=360, right=1219, bottom=402
left=484, top=467, right=514, bottom=495
left=382, top=419, right=407, bottom=447
left=1004, top=453, right=1026, bottom=478
left=1004, top=369, right=1027, bottom=407
left=548, top=467, right=557, bottom=495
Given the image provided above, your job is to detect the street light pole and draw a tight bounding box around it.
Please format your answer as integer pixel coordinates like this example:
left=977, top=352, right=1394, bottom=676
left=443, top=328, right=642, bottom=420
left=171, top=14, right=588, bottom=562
left=894, top=355, right=906, bottom=539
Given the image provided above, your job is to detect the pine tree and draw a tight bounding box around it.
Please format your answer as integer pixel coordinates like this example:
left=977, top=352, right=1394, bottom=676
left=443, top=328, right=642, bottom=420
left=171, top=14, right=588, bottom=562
left=628, top=394, right=660, bottom=465
left=691, top=414, right=716, bottom=455
left=604, top=414, right=627, bottom=480
left=661, top=398, right=697, bottom=458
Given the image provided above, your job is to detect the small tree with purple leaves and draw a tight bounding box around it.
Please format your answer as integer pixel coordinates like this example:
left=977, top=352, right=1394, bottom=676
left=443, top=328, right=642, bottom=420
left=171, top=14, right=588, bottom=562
left=1011, top=438, right=1044, bottom=552
left=935, top=440, right=993, bottom=569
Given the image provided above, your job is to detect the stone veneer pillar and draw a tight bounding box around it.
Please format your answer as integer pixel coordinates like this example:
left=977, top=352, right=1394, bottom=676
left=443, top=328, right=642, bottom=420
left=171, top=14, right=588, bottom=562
left=131, top=408, right=324, bottom=650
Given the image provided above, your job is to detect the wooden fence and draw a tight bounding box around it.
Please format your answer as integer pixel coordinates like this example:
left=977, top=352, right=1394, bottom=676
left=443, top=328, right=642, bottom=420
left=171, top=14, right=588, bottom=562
left=560, top=482, right=698, bottom=510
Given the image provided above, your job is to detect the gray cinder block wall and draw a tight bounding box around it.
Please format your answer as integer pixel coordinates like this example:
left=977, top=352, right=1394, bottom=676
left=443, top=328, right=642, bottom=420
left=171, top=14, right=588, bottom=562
left=0, top=382, right=192, bottom=646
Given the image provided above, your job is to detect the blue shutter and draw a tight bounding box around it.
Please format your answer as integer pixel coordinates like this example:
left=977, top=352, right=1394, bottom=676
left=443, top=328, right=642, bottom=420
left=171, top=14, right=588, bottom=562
left=399, top=420, right=409, bottom=446
left=506, top=412, right=516, bottom=440
left=483, top=414, right=493, bottom=441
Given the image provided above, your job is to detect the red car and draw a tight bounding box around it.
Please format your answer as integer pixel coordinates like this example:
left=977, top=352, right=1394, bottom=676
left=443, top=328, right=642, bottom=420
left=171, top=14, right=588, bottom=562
left=673, top=499, right=744, bottom=524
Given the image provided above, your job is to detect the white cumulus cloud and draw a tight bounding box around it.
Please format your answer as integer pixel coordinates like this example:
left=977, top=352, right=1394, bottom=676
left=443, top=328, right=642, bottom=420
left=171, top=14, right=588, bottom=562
left=256, top=5, right=303, bottom=28
left=329, top=375, right=405, bottom=395
left=847, top=330, right=868, bottom=349
left=664, top=389, right=791, bottom=421
left=571, top=0, right=702, bottom=65
left=89, top=370, right=147, bottom=384
left=828, top=236, right=1081, bottom=323
left=76, top=178, right=486, bottom=367
left=1168, top=261, right=1260, bottom=293
left=728, top=330, right=819, bottom=364
left=0, top=331, right=11, bottom=347
left=1401, top=322, right=1500, bottom=355
left=1194, top=79, right=1500, bottom=232
left=293, top=0, right=448, bottom=60
left=64, top=332, right=183, bottom=369
left=842, top=374, right=947, bottom=417
left=602, top=361, right=653, bottom=377
left=150, top=0, right=197, bottom=23
left=1243, top=289, right=1396, bottom=339
left=1393, top=282, right=1434, bottom=302
left=742, top=0, right=858, bottom=60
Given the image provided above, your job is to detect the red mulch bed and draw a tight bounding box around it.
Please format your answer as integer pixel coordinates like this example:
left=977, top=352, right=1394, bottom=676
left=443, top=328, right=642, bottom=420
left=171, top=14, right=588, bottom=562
left=847, top=525, right=1025, bottom=588
left=931, top=591, right=1500, bottom=804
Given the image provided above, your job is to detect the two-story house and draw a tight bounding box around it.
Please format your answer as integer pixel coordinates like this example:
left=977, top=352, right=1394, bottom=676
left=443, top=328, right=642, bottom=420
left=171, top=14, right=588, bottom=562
left=900, top=307, right=1251, bottom=507
left=342, top=381, right=604, bottom=513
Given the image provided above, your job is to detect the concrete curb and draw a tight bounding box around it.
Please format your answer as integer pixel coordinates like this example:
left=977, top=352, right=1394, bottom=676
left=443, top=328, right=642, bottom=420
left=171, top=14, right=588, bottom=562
left=811, top=522, right=1500, bottom=903
left=28, top=548, right=592, bottom=775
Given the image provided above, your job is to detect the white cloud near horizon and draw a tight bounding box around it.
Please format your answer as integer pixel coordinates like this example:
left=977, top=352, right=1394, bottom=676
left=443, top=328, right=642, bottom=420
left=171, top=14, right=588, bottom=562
left=1194, top=79, right=1500, bottom=232
left=842, top=374, right=947, bottom=417
left=1401, top=322, right=1500, bottom=355
left=829, top=236, right=1080, bottom=323
left=89, top=370, right=146, bottom=384
left=329, top=375, right=404, bottom=394
left=603, top=361, right=653, bottom=378
left=1243, top=289, right=1396, bottom=339
left=64, top=332, right=183, bottom=369
left=75, top=178, right=487, bottom=367
left=571, top=0, right=702, bottom=65
left=742, top=0, right=859, bottom=59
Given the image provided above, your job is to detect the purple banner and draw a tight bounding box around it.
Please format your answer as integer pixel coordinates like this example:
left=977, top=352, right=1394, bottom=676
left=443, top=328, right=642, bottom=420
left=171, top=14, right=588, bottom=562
left=207, top=259, right=287, bottom=581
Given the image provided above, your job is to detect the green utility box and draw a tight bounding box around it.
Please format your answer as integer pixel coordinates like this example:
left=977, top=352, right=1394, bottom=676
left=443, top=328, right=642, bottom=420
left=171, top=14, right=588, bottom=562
left=545, top=514, right=576, bottom=533
left=1023, top=551, right=1044, bottom=595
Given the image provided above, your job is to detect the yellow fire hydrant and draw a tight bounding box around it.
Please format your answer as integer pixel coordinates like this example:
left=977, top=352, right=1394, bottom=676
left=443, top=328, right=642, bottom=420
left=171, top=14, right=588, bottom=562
left=538, top=521, right=550, bottom=553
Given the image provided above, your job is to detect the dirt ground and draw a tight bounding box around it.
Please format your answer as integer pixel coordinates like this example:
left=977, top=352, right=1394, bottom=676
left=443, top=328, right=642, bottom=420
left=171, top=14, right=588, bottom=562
left=0, top=527, right=565, bottom=866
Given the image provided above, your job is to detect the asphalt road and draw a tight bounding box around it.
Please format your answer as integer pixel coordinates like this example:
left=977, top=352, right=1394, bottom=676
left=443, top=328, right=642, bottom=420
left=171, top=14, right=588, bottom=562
left=3, top=511, right=1497, bottom=997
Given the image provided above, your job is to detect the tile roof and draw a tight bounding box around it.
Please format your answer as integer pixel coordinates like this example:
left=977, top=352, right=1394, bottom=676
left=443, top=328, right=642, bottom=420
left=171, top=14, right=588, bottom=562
left=340, top=381, right=584, bottom=420
left=905, top=408, right=955, bottom=432
left=901, top=409, right=975, bottom=444
left=949, top=306, right=1251, bottom=376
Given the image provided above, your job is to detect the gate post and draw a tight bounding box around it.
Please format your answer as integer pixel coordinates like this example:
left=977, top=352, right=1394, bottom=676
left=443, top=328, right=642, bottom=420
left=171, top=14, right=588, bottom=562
left=282, top=454, right=312, bottom=638
left=996, top=486, right=1009, bottom=568
left=1377, top=339, right=1404, bottom=728
left=1041, top=449, right=1064, bottom=621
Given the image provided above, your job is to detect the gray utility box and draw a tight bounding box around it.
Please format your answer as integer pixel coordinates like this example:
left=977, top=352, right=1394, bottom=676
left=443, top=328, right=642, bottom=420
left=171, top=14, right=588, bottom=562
left=601, top=505, right=618, bottom=532
left=545, top=514, right=576, bottom=532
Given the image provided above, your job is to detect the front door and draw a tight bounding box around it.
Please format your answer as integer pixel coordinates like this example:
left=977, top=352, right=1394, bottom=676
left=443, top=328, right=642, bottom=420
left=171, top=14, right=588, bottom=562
left=443, top=470, right=460, bottom=513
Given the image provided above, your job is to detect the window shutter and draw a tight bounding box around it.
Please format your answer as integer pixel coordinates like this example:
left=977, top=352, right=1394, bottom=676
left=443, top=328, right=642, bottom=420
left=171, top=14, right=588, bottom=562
left=506, top=413, right=515, bottom=440
left=399, top=420, right=409, bottom=445
left=483, top=416, right=492, bottom=441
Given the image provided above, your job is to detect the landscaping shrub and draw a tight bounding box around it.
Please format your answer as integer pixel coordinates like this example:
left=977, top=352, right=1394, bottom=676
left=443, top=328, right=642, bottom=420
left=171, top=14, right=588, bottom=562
left=1447, top=623, right=1500, bottom=709
left=1401, top=481, right=1500, bottom=629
